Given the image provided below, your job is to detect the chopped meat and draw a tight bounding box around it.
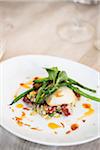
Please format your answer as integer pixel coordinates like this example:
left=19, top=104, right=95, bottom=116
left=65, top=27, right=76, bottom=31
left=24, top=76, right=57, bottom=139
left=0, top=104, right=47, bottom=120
left=23, top=96, right=32, bottom=104
left=61, top=104, right=71, bottom=116
left=47, top=106, right=57, bottom=114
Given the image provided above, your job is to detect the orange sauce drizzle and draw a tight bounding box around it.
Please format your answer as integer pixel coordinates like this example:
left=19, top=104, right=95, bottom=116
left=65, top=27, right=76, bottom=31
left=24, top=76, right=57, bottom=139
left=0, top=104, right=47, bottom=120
left=54, top=90, right=63, bottom=97
left=25, top=80, right=33, bottom=85
left=31, top=127, right=42, bottom=131
left=17, top=121, right=23, bottom=127
left=16, top=117, right=22, bottom=121
left=24, top=124, right=31, bottom=127
left=20, top=83, right=30, bottom=89
left=21, top=112, right=26, bottom=118
left=48, top=123, right=61, bottom=129
left=78, top=103, right=94, bottom=120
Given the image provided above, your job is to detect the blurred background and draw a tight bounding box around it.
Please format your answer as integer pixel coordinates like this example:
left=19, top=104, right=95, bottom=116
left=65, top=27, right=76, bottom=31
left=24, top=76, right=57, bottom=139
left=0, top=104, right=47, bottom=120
left=0, top=0, right=100, bottom=71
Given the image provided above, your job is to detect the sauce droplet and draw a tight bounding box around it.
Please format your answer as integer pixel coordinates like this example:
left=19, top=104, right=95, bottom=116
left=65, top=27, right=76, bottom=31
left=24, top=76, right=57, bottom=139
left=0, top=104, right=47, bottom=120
left=17, top=121, right=23, bottom=127
left=66, top=130, right=71, bottom=134
left=24, top=124, right=31, bottom=127
left=31, top=127, right=42, bottom=131
left=71, top=123, right=79, bottom=131
left=25, top=80, right=33, bottom=85
left=21, top=112, right=26, bottom=118
left=48, top=123, right=61, bottom=129
left=60, top=122, right=65, bottom=128
left=16, top=104, right=24, bottom=109
left=16, top=117, right=22, bottom=121
left=82, top=103, right=91, bottom=109
left=78, top=103, right=94, bottom=120
left=23, top=107, right=30, bottom=111
left=20, top=83, right=30, bottom=89
left=84, top=108, right=94, bottom=116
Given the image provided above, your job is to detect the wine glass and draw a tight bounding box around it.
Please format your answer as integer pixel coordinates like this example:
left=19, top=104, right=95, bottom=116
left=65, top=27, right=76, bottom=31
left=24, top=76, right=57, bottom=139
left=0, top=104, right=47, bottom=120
left=57, top=2, right=95, bottom=45
left=0, top=17, right=13, bottom=60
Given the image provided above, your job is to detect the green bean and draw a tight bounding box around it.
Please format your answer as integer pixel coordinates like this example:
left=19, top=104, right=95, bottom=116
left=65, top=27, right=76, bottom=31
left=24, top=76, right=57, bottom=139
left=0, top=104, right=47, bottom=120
left=10, top=87, right=35, bottom=105
left=60, top=82, right=100, bottom=102
left=68, top=78, right=96, bottom=93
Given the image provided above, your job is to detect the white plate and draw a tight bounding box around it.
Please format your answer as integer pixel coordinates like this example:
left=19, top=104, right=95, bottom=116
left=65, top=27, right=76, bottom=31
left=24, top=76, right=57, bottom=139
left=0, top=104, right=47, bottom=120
left=0, top=55, right=100, bottom=146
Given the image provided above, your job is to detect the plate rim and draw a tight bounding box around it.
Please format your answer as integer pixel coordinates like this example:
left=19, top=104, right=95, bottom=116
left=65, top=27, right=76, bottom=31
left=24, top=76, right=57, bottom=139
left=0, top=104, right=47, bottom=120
left=1, top=124, right=99, bottom=146
left=0, top=54, right=99, bottom=73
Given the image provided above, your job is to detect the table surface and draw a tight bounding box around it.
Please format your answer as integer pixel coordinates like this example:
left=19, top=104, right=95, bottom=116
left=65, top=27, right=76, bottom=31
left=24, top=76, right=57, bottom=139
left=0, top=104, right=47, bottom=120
left=0, top=2, right=100, bottom=150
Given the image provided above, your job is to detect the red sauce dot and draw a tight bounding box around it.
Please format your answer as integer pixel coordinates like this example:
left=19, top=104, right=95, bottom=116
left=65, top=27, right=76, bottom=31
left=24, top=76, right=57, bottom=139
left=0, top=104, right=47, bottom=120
left=23, top=107, right=30, bottom=111
left=71, top=123, right=79, bottom=131
left=66, top=130, right=71, bottom=134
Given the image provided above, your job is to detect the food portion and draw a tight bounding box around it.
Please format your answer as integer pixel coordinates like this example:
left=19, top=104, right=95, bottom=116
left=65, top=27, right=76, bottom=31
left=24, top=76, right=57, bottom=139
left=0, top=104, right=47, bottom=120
left=10, top=67, right=100, bottom=118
